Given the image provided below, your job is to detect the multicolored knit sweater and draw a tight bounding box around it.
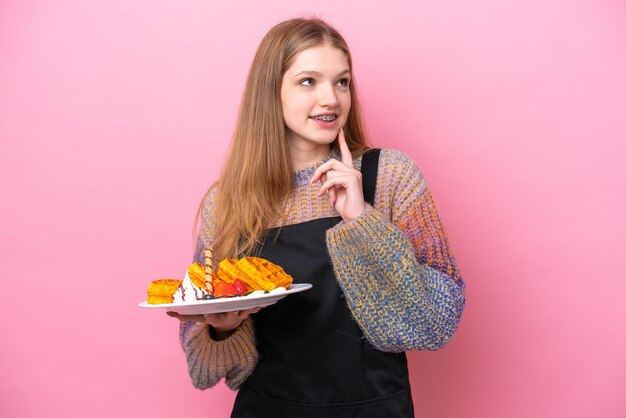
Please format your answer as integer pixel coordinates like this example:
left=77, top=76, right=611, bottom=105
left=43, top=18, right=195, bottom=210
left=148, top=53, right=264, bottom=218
left=178, top=148, right=466, bottom=390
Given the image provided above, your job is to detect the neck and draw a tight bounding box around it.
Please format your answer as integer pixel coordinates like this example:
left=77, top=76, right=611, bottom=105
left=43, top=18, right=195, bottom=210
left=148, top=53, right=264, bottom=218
left=287, top=141, right=332, bottom=171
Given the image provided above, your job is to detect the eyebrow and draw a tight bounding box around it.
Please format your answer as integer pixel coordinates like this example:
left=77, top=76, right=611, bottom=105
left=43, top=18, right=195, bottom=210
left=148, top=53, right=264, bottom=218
left=293, top=69, right=351, bottom=78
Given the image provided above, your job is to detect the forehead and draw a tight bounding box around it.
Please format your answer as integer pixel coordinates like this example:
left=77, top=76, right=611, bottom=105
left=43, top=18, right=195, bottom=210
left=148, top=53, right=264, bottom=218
left=285, top=44, right=349, bottom=74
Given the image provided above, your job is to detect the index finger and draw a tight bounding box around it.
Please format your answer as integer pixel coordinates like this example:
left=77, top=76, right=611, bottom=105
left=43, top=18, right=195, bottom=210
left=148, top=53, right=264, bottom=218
left=337, top=129, right=354, bottom=168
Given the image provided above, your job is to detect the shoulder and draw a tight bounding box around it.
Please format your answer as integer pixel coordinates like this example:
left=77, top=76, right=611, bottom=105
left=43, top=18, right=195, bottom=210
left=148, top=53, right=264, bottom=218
left=358, top=148, right=420, bottom=175
left=377, top=148, right=421, bottom=171
left=376, top=148, right=426, bottom=190
left=367, top=148, right=429, bottom=220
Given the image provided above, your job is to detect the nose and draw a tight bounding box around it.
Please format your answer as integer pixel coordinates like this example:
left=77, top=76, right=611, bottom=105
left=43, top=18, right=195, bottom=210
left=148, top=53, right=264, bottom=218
left=318, top=82, right=339, bottom=107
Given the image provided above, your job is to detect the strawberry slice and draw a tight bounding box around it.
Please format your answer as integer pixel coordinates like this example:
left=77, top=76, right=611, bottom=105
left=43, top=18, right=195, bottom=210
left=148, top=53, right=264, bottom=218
left=233, top=278, right=249, bottom=295
left=213, top=279, right=249, bottom=297
left=214, top=281, right=237, bottom=297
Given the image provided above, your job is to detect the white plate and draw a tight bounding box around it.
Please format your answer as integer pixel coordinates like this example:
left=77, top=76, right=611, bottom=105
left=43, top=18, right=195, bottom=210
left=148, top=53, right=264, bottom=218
left=138, top=283, right=312, bottom=314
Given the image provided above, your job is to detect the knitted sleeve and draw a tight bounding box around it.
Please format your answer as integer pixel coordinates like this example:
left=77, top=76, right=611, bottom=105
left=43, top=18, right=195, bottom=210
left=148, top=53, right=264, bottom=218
left=179, top=319, right=258, bottom=390
left=326, top=149, right=466, bottom=353
left=177, top=187, right=259, bottom=390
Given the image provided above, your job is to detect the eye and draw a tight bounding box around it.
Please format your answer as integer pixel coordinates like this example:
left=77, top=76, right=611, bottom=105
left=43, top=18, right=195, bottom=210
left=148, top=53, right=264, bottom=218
left=337, top=78, right=350, bottom=87
left=299, top=78, right=315, bottom=86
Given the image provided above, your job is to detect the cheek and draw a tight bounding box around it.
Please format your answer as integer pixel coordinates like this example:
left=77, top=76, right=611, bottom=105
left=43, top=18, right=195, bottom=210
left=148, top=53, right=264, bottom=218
left=283, top=95, right=309, bottom=119
left=342, top=94, right=352, bottom=116
left=282, top=101, right=299, bottom=124
left=281, top=93, right=294, bottom=121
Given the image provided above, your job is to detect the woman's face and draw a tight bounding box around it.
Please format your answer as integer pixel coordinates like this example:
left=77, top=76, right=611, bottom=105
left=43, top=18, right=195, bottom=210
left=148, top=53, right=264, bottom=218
left=281, top=44, right=351, bottom=151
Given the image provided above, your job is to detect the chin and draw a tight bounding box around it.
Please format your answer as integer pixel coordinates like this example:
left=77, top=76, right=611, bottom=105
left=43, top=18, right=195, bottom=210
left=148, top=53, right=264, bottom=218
left=310, top=131, right=339, bottom=144
left=311, top=136, right=338, bottom=146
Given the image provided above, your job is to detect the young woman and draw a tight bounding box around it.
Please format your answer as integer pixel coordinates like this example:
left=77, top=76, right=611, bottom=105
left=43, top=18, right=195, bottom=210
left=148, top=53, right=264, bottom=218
left=167, top=17, right=466, bottom=417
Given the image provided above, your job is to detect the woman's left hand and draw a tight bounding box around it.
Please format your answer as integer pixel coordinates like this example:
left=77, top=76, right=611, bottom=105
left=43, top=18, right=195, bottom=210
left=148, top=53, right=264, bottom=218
left=311, top=129, right=365, bottom=222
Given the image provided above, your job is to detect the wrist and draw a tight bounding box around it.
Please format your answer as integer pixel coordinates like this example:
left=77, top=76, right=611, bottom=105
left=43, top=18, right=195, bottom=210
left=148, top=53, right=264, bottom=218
left=342, top=204, right=366, bottom=223
left=209, top=323, right=242, bottom=341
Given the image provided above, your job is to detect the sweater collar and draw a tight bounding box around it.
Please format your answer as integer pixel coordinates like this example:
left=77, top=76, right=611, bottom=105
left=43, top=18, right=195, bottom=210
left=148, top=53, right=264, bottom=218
left=292, top=147, right=341, bottom=187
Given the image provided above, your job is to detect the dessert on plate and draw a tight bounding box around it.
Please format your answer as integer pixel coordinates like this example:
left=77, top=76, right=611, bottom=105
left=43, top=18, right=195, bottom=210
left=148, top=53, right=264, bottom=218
left=215, top=257, right=293, bottom=292
left=146, top=250, right=293, bottom=304
left=147, top=279, right=183, bottom=304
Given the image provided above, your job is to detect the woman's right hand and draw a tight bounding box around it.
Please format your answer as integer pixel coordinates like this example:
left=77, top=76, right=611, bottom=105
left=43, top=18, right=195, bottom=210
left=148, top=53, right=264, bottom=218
left=167, top=308, right=261, bottom=339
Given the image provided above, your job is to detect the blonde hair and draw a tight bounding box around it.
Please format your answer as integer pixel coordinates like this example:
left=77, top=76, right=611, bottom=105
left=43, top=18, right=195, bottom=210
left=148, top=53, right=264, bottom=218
left=203, top=17, right=369, bottom=261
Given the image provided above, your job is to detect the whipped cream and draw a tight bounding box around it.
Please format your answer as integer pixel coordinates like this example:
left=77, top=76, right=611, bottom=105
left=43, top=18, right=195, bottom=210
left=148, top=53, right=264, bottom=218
left=249, top=290, right=267, bottom=297
left=173, top=270, right=210, bottom=303
left=248, top=287, right=286, bottom=297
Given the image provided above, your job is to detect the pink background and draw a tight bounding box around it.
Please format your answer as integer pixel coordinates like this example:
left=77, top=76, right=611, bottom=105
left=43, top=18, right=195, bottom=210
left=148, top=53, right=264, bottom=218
left=1, top=1, right=625, bottom=417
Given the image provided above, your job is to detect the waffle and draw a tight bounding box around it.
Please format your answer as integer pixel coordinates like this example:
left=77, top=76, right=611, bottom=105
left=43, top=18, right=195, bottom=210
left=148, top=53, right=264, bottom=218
left=147, top=279, right=183, bottom=304
left=216, top=257, right=293, bottom=291
left=187, top=263, right=207, bottom=289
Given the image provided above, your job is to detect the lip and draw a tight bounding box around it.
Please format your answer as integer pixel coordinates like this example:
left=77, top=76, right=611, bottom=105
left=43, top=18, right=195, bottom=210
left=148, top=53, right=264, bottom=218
left=309, top=112, right=339, bottom=128
left=309, top=113, right=338, bottom=128
left=309, top=112, right=338, bottom=118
